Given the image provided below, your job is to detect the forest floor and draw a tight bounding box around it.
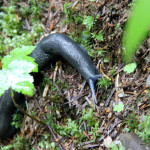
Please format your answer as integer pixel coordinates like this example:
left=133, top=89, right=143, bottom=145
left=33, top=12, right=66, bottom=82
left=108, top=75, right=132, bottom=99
left=0, top=0, right=150, bottom=149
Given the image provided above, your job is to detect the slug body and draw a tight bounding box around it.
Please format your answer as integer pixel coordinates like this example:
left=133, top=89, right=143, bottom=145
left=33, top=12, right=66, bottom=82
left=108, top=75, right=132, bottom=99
left=0, top=33, right=102, bottom=139
left=36, top=33, right=98, bottom=80
left=0, top=90, right=24, bottom=139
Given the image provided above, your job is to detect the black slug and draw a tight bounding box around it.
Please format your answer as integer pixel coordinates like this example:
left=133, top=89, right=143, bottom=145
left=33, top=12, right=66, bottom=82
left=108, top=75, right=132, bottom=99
left=34, top=33, right=103, bottom=104
left=0, top=33, right=103, bottom=139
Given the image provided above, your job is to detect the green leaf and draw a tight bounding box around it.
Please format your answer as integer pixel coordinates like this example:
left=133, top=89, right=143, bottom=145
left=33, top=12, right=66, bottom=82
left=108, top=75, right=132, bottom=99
left=8, top=60, right=36, bottom=73
left=114, top=103, right=124, bottom=113
left=0, top=59, right=36, bottom=97
left=15, top=81, right=34, bottom=96
left=2, top=46, right=38, bottom=72
left=10, top=46, right=35, bottom=56
left=91, top=31, right=104, bottom=41
left=123, top=0, right=150, bottom=63
left=83, top=16, right=94, bottom=30
left=124, top=63, right=137, bottom=74
left=2, top=55, right=38, bottom=72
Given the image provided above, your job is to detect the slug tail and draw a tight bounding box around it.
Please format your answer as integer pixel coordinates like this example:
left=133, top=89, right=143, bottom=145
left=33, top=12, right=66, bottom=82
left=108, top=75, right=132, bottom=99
left=88, top=74, right=103, bottom=105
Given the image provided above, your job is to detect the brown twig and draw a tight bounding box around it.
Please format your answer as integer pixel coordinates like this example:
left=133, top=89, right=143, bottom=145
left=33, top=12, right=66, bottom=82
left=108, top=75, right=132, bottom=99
left=11, top=88, right=45, bottom=125
left=100, top=64, right=111, bottom=80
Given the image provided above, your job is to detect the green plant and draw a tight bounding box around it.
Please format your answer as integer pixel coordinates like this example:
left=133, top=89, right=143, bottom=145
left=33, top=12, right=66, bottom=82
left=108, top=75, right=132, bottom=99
left=0, top=46, right=37, bottom=96
left=56, top=118, right=85, bottom=142
left=63, top=2, right=73, bottom=24
left=0, top=2, right=44, bottom=55
left=125, top=113, right=139, bottom=132
left=19, top=0, right=42, bottom=22
left=109, top=142, right=125, bottom=150
left=19, top=4, right=30, bottom=17
left=37, top=134, right=59, bottom=149
left=137, top=114, right=150, bottom=147
left=1, top=135, right=30, bottom=150
left=83, top=16, right=94, bottom=30
left=80, top=30, right=95, bottom=57
left=46, top=107, right=85, bottom=142
left=66, top=119, right=85, bottom=140
left=82, top=15, right=104, bottom=56
left=30, top=4, right=41, bottom=19
left=115, top=23, right=121, bottom=32
left=0, top=5, right=22, bottom=36
left=9, top=0, right=20, bottom=2
left=80, top=108, right=97, bottom=127
left=11, top=113, right=23, bottom=128
left=91, top=31, right=104, bottom=41
left=63, top=1, right=104, bottom=59
left=31, top=23, right=43, bottom=39
left=80, top=108, right=99, bottom=142
left=97, top=48, right=106, bottom=57
left=97, top=77, right=112, bottom=90
left=123, top=0, right=150, bottom=63
left=45, top=109, right=58, bottom=129
left=49, top=108, right=100, bottom=144
left=63, top=2, right=84, bottom=25
left=110, top=66, right=116, bottom=76
left=0, top=37, right=6, bottom=54
left=4, top=33, right=32, bottom=48
left=89, top=121, right=100, bottom=142
left=114, top=103, right=124, bottom=113
left=123, top=63, right=137, bottom=74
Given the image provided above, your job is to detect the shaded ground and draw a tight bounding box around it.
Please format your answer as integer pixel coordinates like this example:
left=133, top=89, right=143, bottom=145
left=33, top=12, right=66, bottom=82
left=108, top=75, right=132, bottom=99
left=0, top=0, right=150, bottom=149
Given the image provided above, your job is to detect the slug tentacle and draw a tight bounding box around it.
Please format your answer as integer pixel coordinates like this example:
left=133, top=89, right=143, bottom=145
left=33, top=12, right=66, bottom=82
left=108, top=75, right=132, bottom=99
left=87, top=74, right=104, bottom=105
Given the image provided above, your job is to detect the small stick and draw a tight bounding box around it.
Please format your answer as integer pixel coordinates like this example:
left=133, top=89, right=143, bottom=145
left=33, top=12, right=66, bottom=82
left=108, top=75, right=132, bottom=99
left=11, top=89, right=45, bottom=125
left=100, top=64, right=111, bottom=80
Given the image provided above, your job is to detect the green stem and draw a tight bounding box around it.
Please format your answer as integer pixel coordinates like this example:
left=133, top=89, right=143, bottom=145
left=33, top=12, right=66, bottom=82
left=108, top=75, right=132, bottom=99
left=10, top=88, right=45, bottom=125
